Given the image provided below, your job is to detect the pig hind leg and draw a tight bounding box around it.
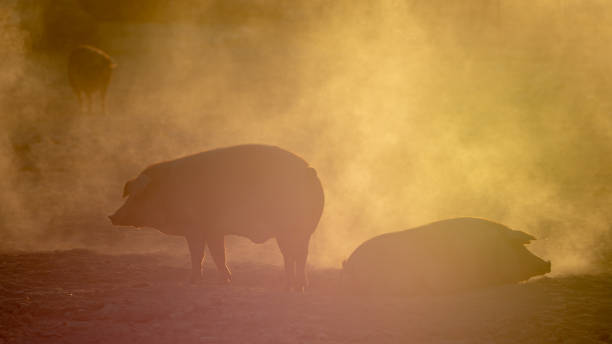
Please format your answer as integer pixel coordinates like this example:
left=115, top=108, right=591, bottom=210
left=185, top=232, right=206, bottom=283
left=69, top=75, right=83, bottom=111
left=278, top=243, right=296, bottom=291
left=85, top=92, right=93, bottom=113
left=73, top=90, right=83, bottom=111
left=70, top=85, right=86, bottom=113
left=208, top=234, right=231, bottom=283
left=99, top=71, right=111, bottom=114
left=99, top=87, right=107, bottom=114
left=294, top=239, right=310, bottom=292
left=277, top=234, right=310, bottom=292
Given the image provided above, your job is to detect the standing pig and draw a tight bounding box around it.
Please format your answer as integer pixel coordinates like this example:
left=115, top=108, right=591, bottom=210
left=343, top=217, right=551, bottom=295
left=109, top=145, right=325, bottom=291
left=68, top=45, right=116, bottom=113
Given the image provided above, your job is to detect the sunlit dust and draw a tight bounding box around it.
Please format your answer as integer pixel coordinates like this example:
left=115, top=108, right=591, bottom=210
left=2, top=1, right=612, bottom=343
left=1, top=0, right=611, bottom=274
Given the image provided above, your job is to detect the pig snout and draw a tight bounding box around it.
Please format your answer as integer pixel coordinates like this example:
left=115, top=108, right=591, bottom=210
left=108, top=213, right=119, bottom=225
left=108, top=208, right=127, bottom=226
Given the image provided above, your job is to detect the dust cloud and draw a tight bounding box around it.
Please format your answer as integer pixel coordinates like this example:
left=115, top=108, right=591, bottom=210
left=1, top=0, right=611, bottom=274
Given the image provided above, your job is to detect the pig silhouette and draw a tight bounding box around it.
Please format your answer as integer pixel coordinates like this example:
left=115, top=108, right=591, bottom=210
left=110, top=144, right=324, bottom=291
left=68, top=45, right=116, bottom=113
left=343, top=217, right=551, bottom=295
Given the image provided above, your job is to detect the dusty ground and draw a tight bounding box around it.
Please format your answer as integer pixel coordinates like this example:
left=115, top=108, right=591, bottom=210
left=1, top=248, right=611, bottom=344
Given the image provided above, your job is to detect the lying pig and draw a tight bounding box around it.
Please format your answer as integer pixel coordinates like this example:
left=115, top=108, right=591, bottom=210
left=68, top=45, right=116, bottom=113
left=343, top=217, right=551, bottom=295
left=109, top=144, right=324, bottom=291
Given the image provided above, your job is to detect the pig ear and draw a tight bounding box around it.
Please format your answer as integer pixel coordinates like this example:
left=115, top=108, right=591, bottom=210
left=507, top=229, right=536, bottom=245
left=123, top=174, right=151, bottom=198
left=122, top=181, right=132, bottom=198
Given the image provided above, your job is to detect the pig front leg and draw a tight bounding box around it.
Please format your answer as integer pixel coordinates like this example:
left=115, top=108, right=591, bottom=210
left=208, top=234, right=232, bottom=284
left=185, top=231, right=205, bottom=284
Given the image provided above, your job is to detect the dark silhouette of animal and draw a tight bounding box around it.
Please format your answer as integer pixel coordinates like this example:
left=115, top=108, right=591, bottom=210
left=343, top=217, right=551, bottom=295
left=68, top=45, right=116, bottom=113
left=109, top=145, right=325, bottom=291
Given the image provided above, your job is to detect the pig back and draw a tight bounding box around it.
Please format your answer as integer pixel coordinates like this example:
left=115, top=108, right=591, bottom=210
left=140, top=145, right=324, bottom=240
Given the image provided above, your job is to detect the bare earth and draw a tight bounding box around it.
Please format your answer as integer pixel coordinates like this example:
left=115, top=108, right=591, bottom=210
left=1, top=249, right=611, bottom=344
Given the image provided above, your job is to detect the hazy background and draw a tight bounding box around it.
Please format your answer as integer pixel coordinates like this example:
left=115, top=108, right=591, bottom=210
left=1, top=0, right=611, bottom=274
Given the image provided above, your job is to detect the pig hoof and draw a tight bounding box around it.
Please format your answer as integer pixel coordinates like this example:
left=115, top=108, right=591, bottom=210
left=218, top=276, right=232, bottom=285
left=189, top=275, right=203, bottom=284
left=283, top=284, right=304, bottom=293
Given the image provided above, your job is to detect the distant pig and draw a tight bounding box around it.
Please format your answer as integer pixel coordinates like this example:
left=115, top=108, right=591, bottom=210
left=343, top=217, right=551, bottom=295
left=68, top=45, right=116, bottom=113
left=109, top=144, right=325, bottom=291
